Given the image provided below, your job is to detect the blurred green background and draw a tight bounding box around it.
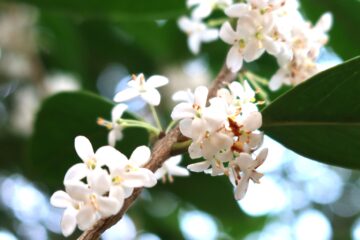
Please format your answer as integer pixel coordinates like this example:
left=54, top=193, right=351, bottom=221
left=0, top=0, right=360, bottom=239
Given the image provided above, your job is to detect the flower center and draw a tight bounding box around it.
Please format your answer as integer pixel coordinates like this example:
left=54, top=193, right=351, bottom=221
left=86, top=158, right=97, bottom=170
left=112, top=175, right=123, bottom=184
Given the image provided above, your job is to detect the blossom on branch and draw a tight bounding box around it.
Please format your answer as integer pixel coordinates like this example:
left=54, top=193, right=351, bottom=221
left=114, top=73, right=168, bottom=106
left=172, top=81, right=267, bottom=199
left=51, top=137, right=157, bottom=236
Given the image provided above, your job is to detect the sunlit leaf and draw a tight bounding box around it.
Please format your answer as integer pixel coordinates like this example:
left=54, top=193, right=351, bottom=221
left=262, top=56, right=360, bottom=169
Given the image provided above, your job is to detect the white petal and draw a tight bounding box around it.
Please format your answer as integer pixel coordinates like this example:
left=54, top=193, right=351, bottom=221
left=243, top=40, right=265, bottom=62
left=172, top=89, right=194, bottom=102
left=235, top=175, right=250, bottom=200
left=179, top=118, right=194, bottom=138
left=155, top=167, right=166, bottom=179
left=88, top=169, right=111, bottom=195
left=229, top=81, right=244, bottom=98
left=108, top=130, right=117, bottom=147
left=188, top=142, right=203, bottom=159
left=167, top=155, right=182, bottom=165
left=146, top=75, right=169, bottom=88
left=129, top=146, right=151, bottom=166
left=192, top=3, right=213, bottom=19
left=64, top=163, right=88, bottom=183
left=97, top=196, right=121, bottom=217
left=254, top=148, right=268, bottom=168
left=110, top=186, right=126, bottom=202
left=219, top=22, right=237, bottom=45
left=263, top=37, right=280, bottom=55
left=171, top=103, right=195, bottom=120
left=76, top=205, right=98, bottom=231
left=250, top=171, right=263, bottom=183
left=225, top=3, right=250, bottom=18
left=61, top=207, right=78, bottom=237
left=248, top=132, right=263, bottom=149
left=112, top=104, right=128, bottom=122
left=188, top=33, right=201, bottom=54
left=236, top=153, right=253, bottom=170
left=243, top=80, right=256, bottom=100
left=140, top=88, right=161, bottom=106
left=269, top=69, right=287, bottom=91
left=95, top=146, right=128, bottom=170
left=123, top=187, right=133, bottom=198
left=243, top=111, right=262, bottom=131
left=226, top=46, right=244, bottom=73
left=187, top=0, right=201, bottom=7
left=113, top=88, right=140, bottom=102
left=122, top=169, right=155, bottom=188
left=75, top=136, right=94, bottom=163
left=187, top=160, right=211, bottom=172
left=315, top=12, right=332, bottom=32
left=201, top=29, right=218, bottom=42
left=65, top=181, right=90, bottom=202
left=168, top=165, right=190, bottom=177
left=194, top=86, right=208, bottom=108
left=178, top=16, right=192, bottom=32
left=50, top=190, right=73, bottom=208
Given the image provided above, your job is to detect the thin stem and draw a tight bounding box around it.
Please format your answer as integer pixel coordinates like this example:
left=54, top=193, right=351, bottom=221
left=149, top=105, right=163, bottom=131
left=119, top=119, right=160, bottom=135
left=165, top=120, right=178, bottom=134
left=245, top=71, right=269, bottom=85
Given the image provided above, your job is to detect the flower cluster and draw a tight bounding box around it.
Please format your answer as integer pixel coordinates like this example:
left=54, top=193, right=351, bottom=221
left=219, top=0, right=332, bottom=88
left=51, top=74, right=192, bottom=237
left=50, top=136, right=157, bottom=236
left=178, top=0, right=233, bottom=54
left=171, top=80, right=267, bottom=200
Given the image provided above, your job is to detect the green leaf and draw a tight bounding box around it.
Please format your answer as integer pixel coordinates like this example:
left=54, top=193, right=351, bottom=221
left=10, top=0, right=186, bottom=20
left=28, top=91, right=148, bottom=192
left=262, top=56, right=360, bottom=169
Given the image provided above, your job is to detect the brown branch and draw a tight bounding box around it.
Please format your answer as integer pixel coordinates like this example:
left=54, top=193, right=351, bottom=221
left=78, top=64, right=236, bottom=240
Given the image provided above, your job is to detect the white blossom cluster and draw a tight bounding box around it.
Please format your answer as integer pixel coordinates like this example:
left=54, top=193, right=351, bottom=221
left=51, top=74, right=189, bottom=236
left=178, top=0, right=333, bottom=90
left=50, top=136, right=157, bottom=236
left=178, top=0, right=233, bottom=54
left=219, top=0, right=332, bottom=89
left=171, top=80, right=267, bottom=200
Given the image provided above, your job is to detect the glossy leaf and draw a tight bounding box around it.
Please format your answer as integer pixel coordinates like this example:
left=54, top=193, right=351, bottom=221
left=262, top=56, right=360, bottom=169
left=28, top=91, right=148, bottom=191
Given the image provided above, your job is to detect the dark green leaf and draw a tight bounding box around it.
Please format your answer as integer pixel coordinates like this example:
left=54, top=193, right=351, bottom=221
left=10, top=0, right=186, bottom=20
left=262, top=56, right=360, bottom=169
left=28, top=91, right=148, bottom=191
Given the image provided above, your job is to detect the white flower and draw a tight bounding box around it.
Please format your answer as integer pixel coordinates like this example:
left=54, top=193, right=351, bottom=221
left=50, top=190, right=80, bottom=237
left=96, top=145, right=157, bottom=197
left=231, top=148, right=268, bottom=200
left=64, top=136, right=116, bottom=183
left=220, top=13, right=282, bottom=72
left=178, top=16, right=218, bottom=54
left=219, top=21, right=254, bottom=72
left=155, top=155, right=190, bottom=182
left=65, top=169, right=122, bottom=230
left=187, top=0, right=233, bottom=19
left=171, top=86, right=208, bottom=121
left=98, top=104, right=128, bottom=147
left=114, top=73, right=168, bottom=106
